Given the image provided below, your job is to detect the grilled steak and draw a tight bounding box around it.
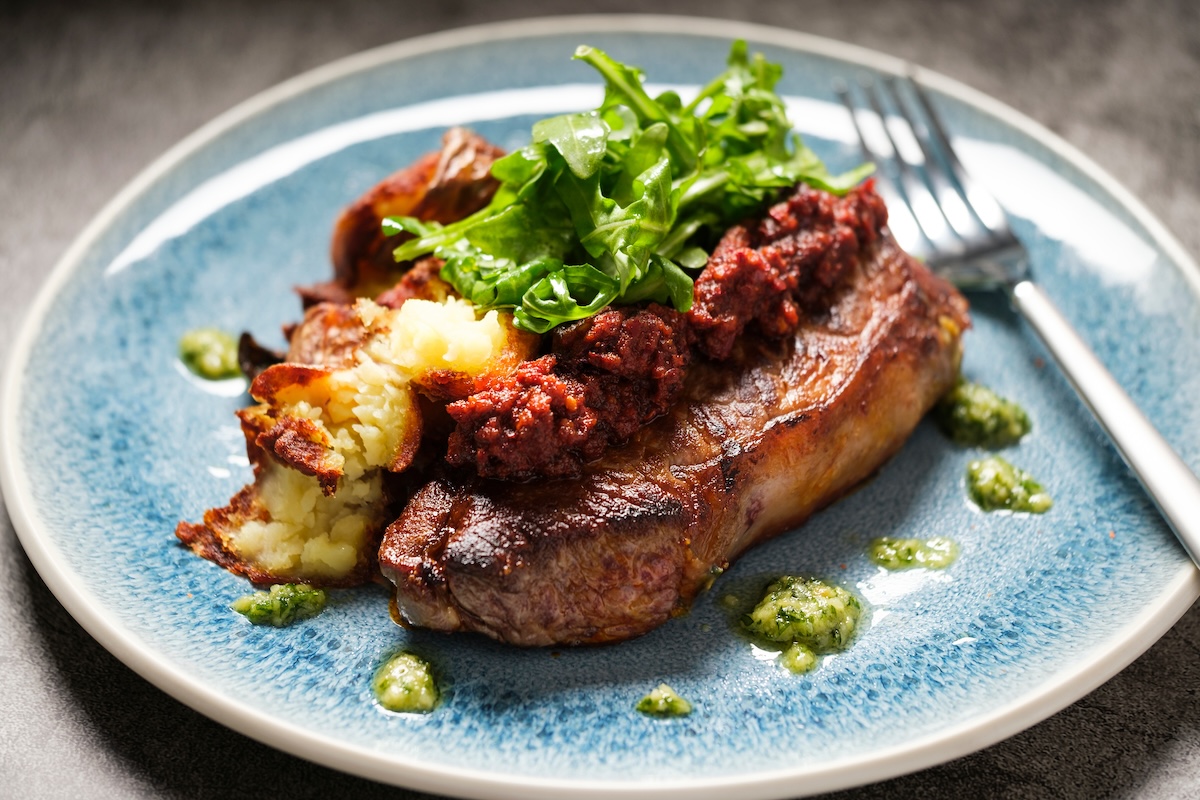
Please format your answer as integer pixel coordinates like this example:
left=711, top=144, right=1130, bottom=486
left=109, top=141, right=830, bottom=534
left=378, top=233, right=968, bottom=646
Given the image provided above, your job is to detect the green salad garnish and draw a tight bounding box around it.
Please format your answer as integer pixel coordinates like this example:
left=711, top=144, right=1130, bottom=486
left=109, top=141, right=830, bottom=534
left=386, top=42, right=871, bottom=333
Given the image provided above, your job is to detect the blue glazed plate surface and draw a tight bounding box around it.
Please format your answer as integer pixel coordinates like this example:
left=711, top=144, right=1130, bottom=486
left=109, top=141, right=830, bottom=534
left=5, top=16, right=1200, bottom=800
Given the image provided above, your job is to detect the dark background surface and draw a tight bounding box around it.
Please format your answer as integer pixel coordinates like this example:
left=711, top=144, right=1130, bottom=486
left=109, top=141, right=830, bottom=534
left=3, top=1, right=1200, bottom=797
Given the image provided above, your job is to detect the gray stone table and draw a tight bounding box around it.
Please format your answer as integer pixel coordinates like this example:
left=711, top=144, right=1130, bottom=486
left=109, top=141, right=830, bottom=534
left=3, top=0, right=1199, bottom=797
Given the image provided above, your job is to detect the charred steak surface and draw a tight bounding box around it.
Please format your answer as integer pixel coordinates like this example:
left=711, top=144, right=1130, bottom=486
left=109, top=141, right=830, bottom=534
left=379, top=233, right=968, bottom=646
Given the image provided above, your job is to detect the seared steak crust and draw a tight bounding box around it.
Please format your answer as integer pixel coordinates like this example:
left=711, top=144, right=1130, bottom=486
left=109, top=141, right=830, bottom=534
left=379, top=234, right=968, bottom=645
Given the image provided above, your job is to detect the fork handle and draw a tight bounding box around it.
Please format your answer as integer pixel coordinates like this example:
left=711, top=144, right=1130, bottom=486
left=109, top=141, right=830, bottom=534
left=1012, top=280, right=1200, bottom=566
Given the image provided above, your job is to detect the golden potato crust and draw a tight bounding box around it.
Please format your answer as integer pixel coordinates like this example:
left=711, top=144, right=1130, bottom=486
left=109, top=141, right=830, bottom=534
left=299, top=128, right=504, bottom=306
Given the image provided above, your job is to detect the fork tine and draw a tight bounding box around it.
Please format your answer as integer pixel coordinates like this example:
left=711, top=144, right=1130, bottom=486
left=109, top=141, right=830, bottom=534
left=859, top=78, right=966, bottom=264
left=837, top=73, right=1029, bottom=289
left=905, top=76, right=1011, bottom=238
left=881, top=76, right=988, bottom=244
left=834, top=80, right=928, bottom=258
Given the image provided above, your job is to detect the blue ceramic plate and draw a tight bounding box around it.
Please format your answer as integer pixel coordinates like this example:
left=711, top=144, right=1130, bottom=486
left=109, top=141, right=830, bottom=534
left=5, top=16, right=1200, bottom=800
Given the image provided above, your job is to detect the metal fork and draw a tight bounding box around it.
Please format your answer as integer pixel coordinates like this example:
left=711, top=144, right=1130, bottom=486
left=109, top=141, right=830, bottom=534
left=836, top=74, right=1200, bottom=567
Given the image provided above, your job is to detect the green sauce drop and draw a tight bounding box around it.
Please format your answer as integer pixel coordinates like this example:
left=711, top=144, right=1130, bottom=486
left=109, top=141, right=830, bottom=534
left=779, top=642, right=818, bottom=674
left=179, top=327, right=241, bottom=380
left=231, top=583, right=326, bottom=626
left=868, top=536, right=959, bottom=570
left=373, top=653, right=439, bottom=713
left=936, top=379, right=1031, bottom=448
left=967, top=455, right=1053, bottom=513
left=636, top=683, right=692, bottom=717
left=742, top=576, right=862, bottom=654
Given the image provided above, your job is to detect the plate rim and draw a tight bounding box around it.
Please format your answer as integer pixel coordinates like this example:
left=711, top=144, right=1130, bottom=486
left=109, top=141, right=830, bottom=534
left=4, top=13, right=1200, bottom=800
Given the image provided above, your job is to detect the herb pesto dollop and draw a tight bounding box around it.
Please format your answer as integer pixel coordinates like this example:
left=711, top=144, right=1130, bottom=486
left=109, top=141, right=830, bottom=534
left=868, top=536, right=959, bottom=570
left=967, top=456, right=1053, bottom=513
left=232, top=583, right=326, bottom=626
left=935, top=379, right=1031, bottom=448
left=742, top=576, right=862, bottom=653
left=636, top=683, right=692, bottom=717
left=373, top=653, right=439, bottom=713
left=179, top=327, right=242, bottom=380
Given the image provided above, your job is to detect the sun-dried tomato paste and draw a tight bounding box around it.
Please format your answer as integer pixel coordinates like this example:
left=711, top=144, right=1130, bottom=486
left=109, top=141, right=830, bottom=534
left=445, top=304, right=692, bottom=480
left=690, top=181, right=887, bottom=360
left=445, top=180, right=888, bottom=480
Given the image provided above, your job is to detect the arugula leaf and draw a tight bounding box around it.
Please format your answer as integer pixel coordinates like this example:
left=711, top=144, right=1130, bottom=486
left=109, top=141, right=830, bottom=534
left=533, top=112, right=610, bottom=180
left=572, top=45, right=701, bottom=177
left=517, top=265, right=620, bottom=333
left=464, top=202, right=576, bottom=265
left=440, top=253, right=558, bottom=308
left=385, top=41, right=872, bottom=333
left=622, top=255, right=695, bottom=312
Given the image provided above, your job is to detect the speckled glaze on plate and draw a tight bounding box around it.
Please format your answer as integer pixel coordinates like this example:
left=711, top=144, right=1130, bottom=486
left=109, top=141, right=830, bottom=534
left=4, top=16, right=1200, bottom=800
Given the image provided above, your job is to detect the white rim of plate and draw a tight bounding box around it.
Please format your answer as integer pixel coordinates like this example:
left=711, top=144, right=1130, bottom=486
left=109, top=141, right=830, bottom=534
left=3, top=14, right=1199, bottom=800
